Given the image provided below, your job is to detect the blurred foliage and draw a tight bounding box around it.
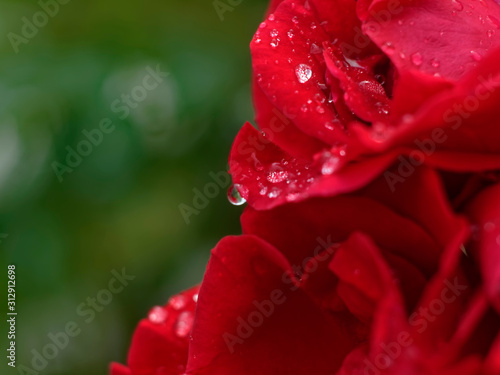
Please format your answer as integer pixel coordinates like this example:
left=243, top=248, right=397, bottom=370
left=0, top=0, right=268, bottom=374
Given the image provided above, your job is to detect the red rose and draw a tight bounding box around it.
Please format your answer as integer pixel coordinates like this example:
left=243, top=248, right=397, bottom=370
left=229, top=0, right=500, bottom=210
left=110, top=286, right=199, bottom=375
left=112, top=167, right=500, bottom=374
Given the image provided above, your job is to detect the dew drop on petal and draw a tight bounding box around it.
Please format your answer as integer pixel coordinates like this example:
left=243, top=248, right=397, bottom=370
left=452, top=0, right=464, bottom=11
left=310, top=43, right=322, bottom=54
left=169, top=295, right=187, bottom=310
left=266, top=170, right=289, bottom=183
left=268, top=188, right=281, bottom=199
left=268, top=13, right=275, bottom=21
left=270, top=29, right=279, bottom=38
left=227, top=184, right=247, bottom=206
left=270, top=39, right=279, bottom=48
left=259, top=22, right=267, bottom=29
left=287, top=29, right=294, bottom=39
left=148, top=306, right=168, bottom=324
left=470, top=50, right=482, bottom=61
left=192, top=293, right=199, bottom=303
left=174, top=311, right=194, bottom=338
left=410, top=52, right=423, bottom=67
left=430, top=59, right=440, bottom=68
left=321, top=155, right=340, bottom=175
left=382, top=42, right=395, bottom=54
left=487, top=29, right=495, bottom=38
left=295, top=64, right=312, bottom=83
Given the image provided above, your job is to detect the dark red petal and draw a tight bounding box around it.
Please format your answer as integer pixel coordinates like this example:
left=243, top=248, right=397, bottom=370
left=251, top=0, right=350, bottom=145
left=125, top=287, right=199, bottom=375
left=360, top=164, right=468, bottom=250
left=465, top=183, right=500, bottom=313
left=358, top=0, right=500, bottom=80
left=485, top=333, right=500, bottom=374
left=229, top=122, right=396, bottom=209
left=330, top=232, right=397, bottom=321
left=352, top=48, right=500, bottom=172
left=323, top=44, right=392, bottom=123
left=252, top=78, right=328, bottom=160
left=187, top=235, right=357, bottom=375
left=241, top=166, right=453, bottom=276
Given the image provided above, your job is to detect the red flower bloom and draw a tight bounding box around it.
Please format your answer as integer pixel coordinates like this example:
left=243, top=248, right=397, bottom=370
left=229, top=0, right=500, bottom=210
left=110, top=286, right=199, bottom=375
left=111, top=168, right=500, bottom=374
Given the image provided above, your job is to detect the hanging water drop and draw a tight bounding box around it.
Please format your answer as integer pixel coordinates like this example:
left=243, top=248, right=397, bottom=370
left=227, top=184, right=246, bottom=206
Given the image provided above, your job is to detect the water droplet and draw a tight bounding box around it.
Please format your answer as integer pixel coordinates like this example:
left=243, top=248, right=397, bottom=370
left=268, top=13, right=275, bottom=21
left=228, top=184, right=247, bottom=206
left=310, top=43, right=321, bottom=54
left=321, top=155, right=340, bottom=175
left=169, top=295, right=187, bottom=310
left=382, top=42, right=395, bottom=54
left=292, top=16, right=299, bottom=25
left=397, top=20, right=404, bottom=26
left=399, top=51, right=406, bottom=59
left=254, top=38, right=261, bottom=44
left=295, top=64, right=312, bottom=83
left=268, top=188, right=280, bottom=199
left=259, top=22, right=267, bottom=29
left=310, top=22, right=317, bottom=30
left=410, top=52, right=423, bottom=66
left=148, top=306, right=168, bottom=324
left=266, top=170, right=289, bottom=183
left=452, top=0, right=464, bottom=11
left=470, top=50, right=482, bottom=61
left=174, top=311, right=194, bottom=338
left=487, top=29, right=495, bottom=38
left=270, top=39, right=279, bottom=48
left=270, top=29, right=279, bottom=38
left=287, top=29, right=294, bottom=39
left=430, top=59, right=440, bottom=68
left=192, top=294, right=199, bottom=303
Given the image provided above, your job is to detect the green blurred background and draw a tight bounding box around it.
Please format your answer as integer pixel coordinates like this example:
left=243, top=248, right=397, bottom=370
left=0, top=0, right=268, bottom=373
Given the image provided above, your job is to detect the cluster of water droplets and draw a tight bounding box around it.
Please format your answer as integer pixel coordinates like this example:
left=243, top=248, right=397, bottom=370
left=147, top=290, right=198, bottom=339
left=380, top=1, right=500, bottom=74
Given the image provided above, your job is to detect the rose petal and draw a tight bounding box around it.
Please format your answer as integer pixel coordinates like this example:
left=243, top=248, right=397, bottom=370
left=465, top=182, right=500, bottom=313
left=358, top=0, right=500, bottom=80
left=187, top=235, right=357, bottom=374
